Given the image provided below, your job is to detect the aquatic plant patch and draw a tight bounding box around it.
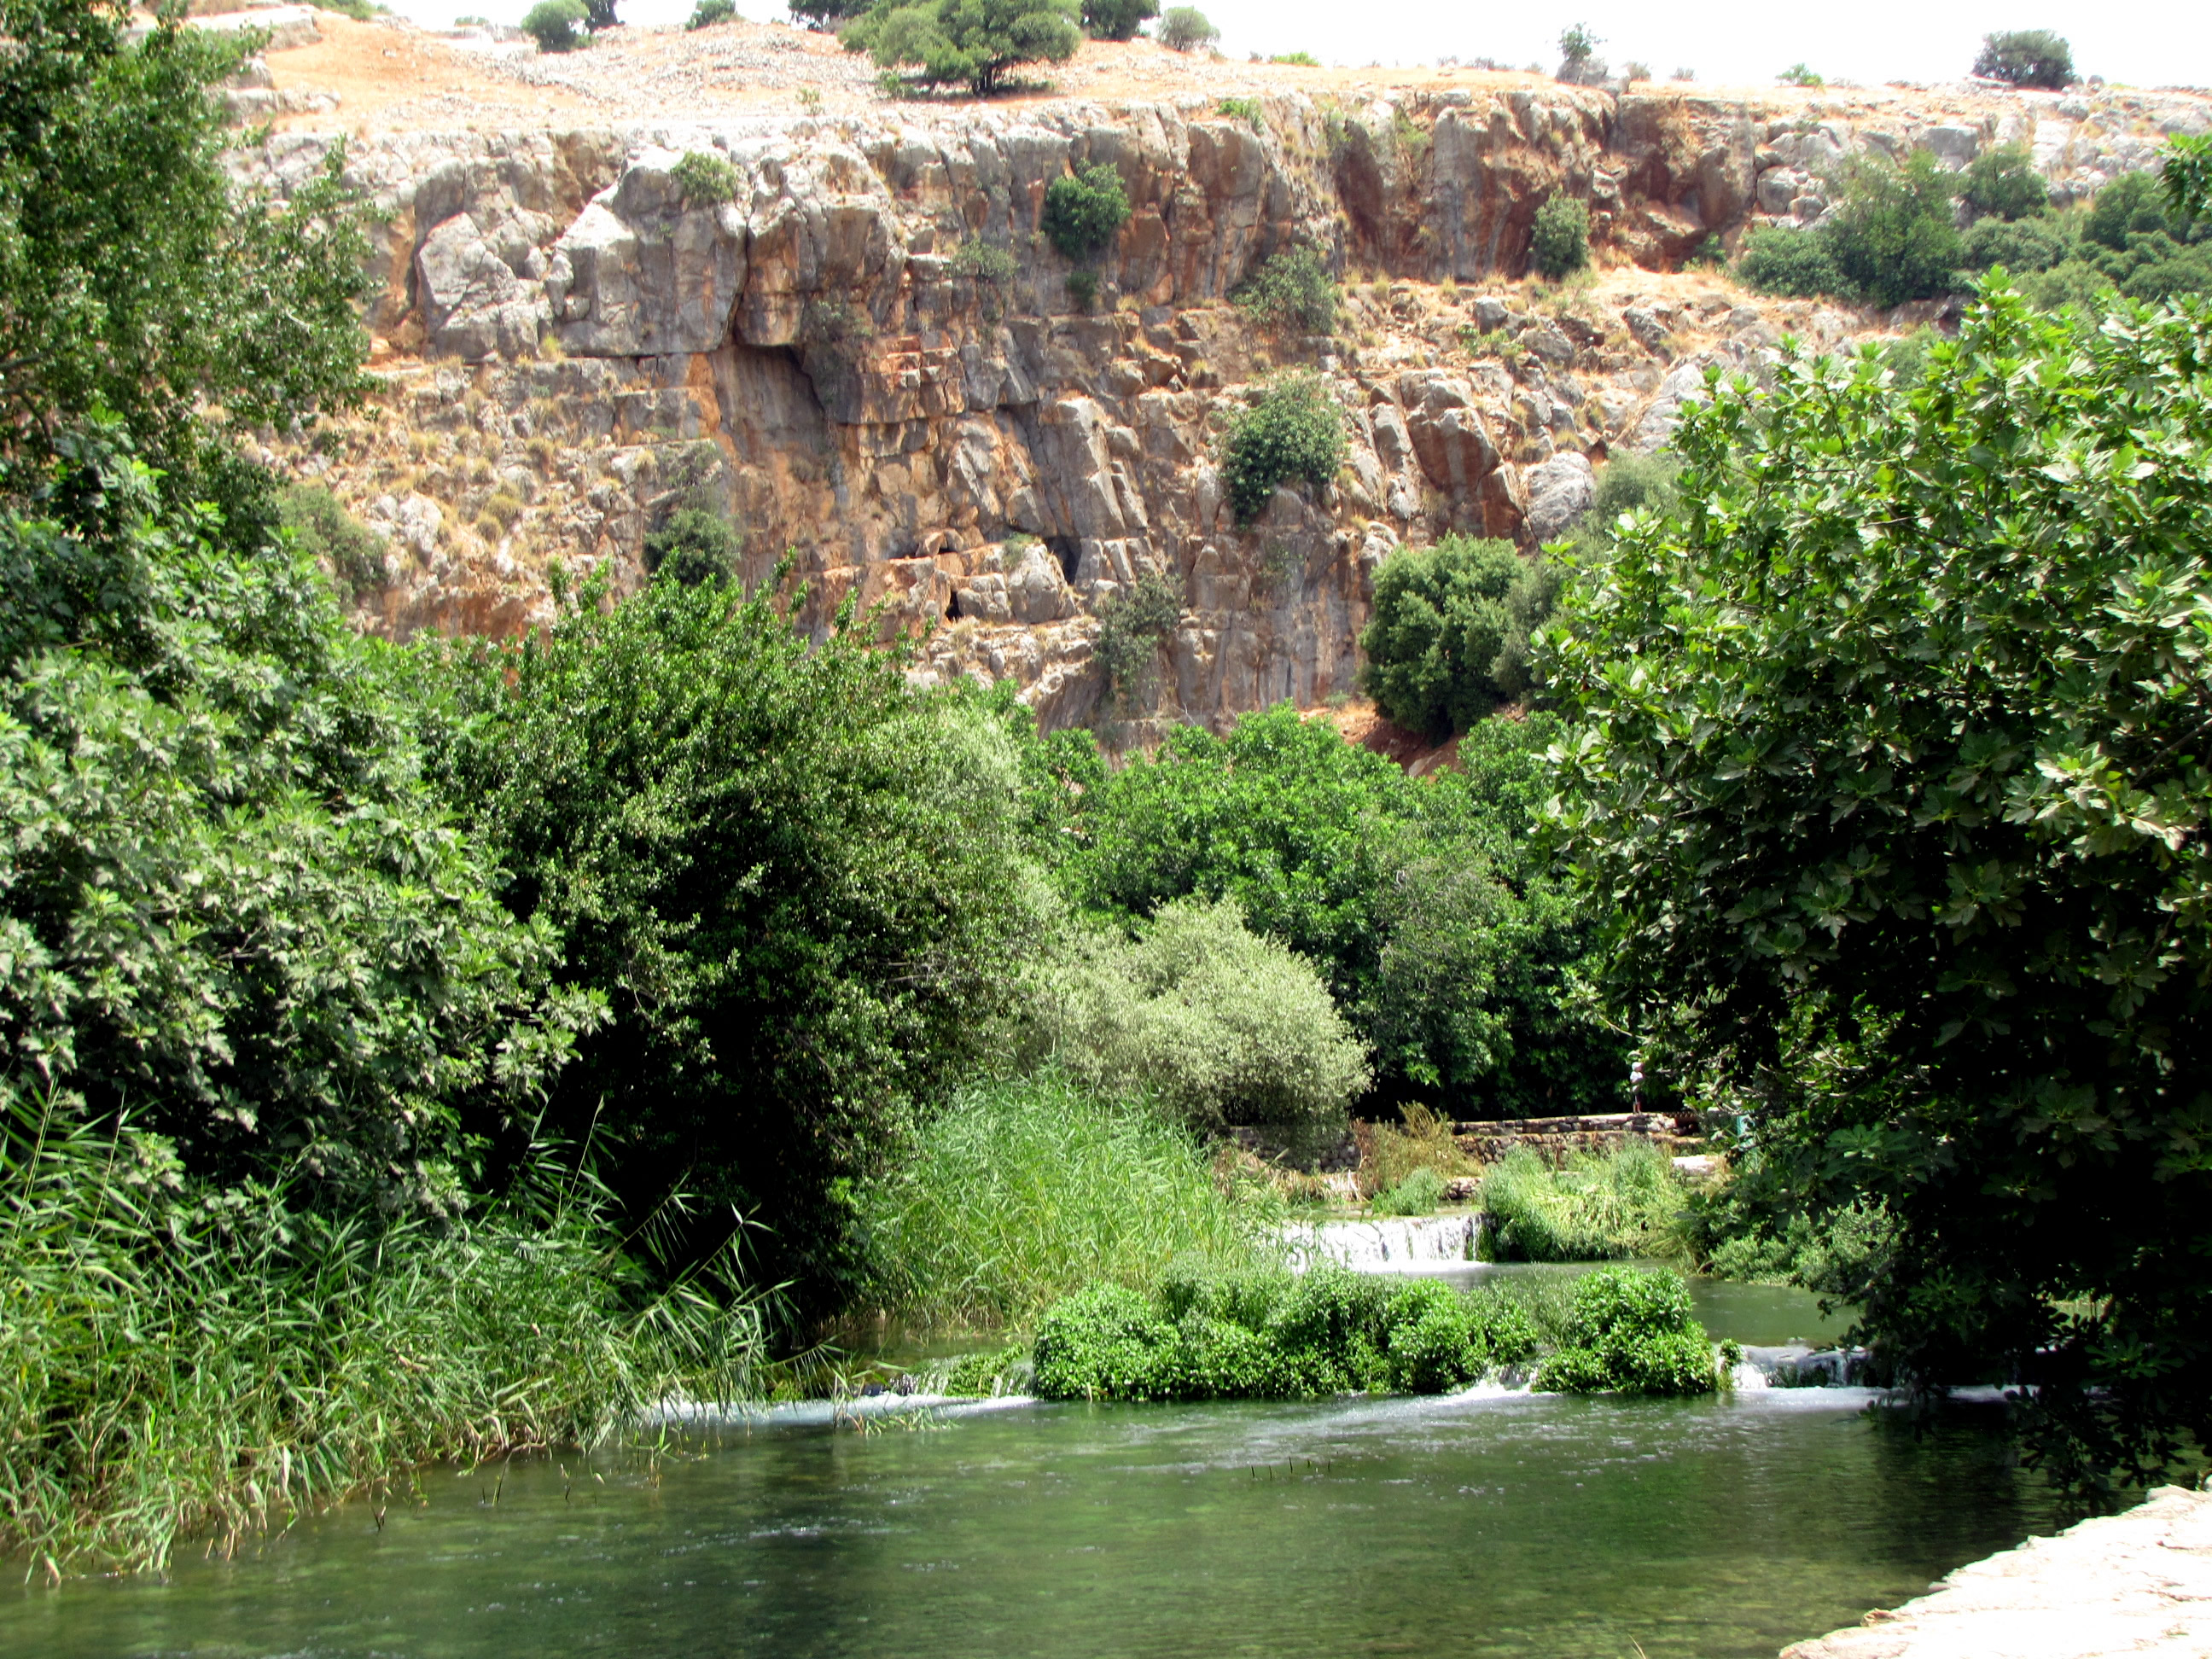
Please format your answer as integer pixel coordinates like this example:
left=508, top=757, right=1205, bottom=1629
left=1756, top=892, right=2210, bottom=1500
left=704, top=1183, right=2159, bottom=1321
left=1531, top=1266, right=1725, bottom=1396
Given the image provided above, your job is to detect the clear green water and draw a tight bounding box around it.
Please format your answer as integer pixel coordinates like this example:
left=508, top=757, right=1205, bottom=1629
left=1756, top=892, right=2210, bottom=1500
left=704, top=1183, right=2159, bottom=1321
left=2, top=1283, right=2051, bottom=1659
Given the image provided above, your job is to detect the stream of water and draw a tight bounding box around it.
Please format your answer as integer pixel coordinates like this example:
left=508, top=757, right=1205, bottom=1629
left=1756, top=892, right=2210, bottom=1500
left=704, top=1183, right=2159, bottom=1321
left=2, top=1280, right=2055, bottom=1659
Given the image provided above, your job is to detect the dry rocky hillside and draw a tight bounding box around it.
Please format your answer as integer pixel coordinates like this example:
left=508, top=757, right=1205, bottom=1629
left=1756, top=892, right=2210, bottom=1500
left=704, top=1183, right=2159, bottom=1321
left=225, top=8, right=2212, bottom=731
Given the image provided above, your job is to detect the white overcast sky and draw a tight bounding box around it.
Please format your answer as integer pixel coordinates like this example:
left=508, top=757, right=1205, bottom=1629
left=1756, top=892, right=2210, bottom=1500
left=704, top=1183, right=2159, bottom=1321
left=385, top=0, right=2212, bottom=91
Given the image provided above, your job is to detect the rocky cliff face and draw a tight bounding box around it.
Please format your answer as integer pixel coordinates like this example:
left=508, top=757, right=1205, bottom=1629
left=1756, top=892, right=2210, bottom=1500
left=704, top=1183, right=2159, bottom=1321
left=242, top=67, right=2210, bottom=731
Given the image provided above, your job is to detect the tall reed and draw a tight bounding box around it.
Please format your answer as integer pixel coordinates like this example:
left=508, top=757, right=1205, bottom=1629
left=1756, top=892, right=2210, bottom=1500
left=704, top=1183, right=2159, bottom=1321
left=0, top=1096, right=765, bottom=1578
left=858, top=1074, right=1279, bottom=1329
left=1477, top=1142, right=1684, bottom=1262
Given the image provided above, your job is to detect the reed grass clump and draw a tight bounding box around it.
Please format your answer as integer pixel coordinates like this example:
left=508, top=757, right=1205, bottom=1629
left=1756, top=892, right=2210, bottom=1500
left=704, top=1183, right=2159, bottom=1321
left=1477, top=1143, right=1683, bottom=1261
left=0, top=1102, right=765, bottom=1579
left=856, top=1074, right=1277, bottom=1329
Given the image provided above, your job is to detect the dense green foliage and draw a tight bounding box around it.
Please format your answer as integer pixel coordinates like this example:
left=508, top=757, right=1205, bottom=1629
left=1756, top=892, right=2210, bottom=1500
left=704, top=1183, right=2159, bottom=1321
left=1040, top=160, right=1132, bottom=260
left=1478, top=1145, right=1681, bottom=1263
left=642, top=505, right=742, bottom=586
left=1543, top=282, right=2212, bottom=1492
left=1058, top=705, right=1625, bottom=1116
left=687, top=0, right=736, bottom=26
left=1156, top=5, right=1215, bottom=49
left=670, top=149, right=740, bottom=205
left=1819, top=149, right=1964, bottom=308
left=1025, top=898, right=1371, bottom=1131
left=1032, top=1266, right=1540, bottom=1400
left=441, top=597, right=1048, bottom=1310
left=856, top=1075, right=1269, bottom=1326
left=277, top=481, right=385, bottom=598
left=1531, top=1268, right=1722, bottom=1396
left=521, top=0, right=589, bottom=50
left=1080, top=0, right=1152, bottom=38
left=1961, top=142, right=2048, bottom=222
left=1093, top=566, right=1181, bottom=708
left=1220, top=374, right=1345, bottom=523
left=1529, top=195, right=1590, bottom=280
left=1359, top=537, right=1557, bottom=736
left=1734, top=223, right=1841, bottom=298
left=842, top=0, right=1081, bottom=95
left=0, top=0, right=370, bottom=499
left=1973, top=28, right=2072, bottom=88
left=1234, top=246, right=1337, bottom=335
left=790, top=0, right=870, bottom=23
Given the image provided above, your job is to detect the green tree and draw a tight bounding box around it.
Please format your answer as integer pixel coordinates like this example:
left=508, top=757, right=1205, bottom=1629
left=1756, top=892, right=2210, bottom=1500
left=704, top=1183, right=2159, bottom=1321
left=1360, top=537, right=1556, bottom=736
left=1060, top=705, right=1624, bottom=1115
left=1234, top=246, right=1337, bottom=335
left=0, top=433, right=588, bottom=1214
left=1961, top=141, right=2049, bottom=222
left=521, top=0, right=589, bottom=49
left=1530, top=195, right=1590, bottom=279
left=1735, top=224, right=1842, bottom=297
left=1220, top=374, right=1344, bottom=523
left=1156, top=4, right=1215, bottom=49
left=1080, top=0, right=1153, bottom=39
left=1041, top=160, right=1132, bottom=260
left=442, top=585, right=1050, bottom=1309
left=2164, top=134, right=2212, bottom=222
left=643, top=506, right=741, bottom=586
left=0, top=0, right=370, bottom=500
left=1542, top=282, right=2212, bottom=1493
left=842, top=0, right=1081, bottom=95
left=789, top=0, right=870, bottom=23
left=1822, top=148, right=1964, bottom=307
left=1973, top=28, right=2072, bottom=88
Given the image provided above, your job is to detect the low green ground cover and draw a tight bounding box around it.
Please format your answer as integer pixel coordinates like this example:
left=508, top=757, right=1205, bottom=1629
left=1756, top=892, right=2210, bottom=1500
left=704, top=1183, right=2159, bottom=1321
left=1477, top=1144, right=1681, bottom=1261
left=1032, top=1262, right=1724, bottom=1401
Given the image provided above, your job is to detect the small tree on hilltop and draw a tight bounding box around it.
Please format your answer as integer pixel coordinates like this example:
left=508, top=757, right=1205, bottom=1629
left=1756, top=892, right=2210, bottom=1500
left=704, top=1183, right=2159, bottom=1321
left=522, top=0, right=588, bottom=49
left=1973, top=29, right=2073, bottom=89
left=790, top=0, right=870, bottom=26
left=1081, top=0, right=1155, bottom=41
left=843, top=0, right=1081, bottom=95
left=1156, top=5, right=1215, bottom=50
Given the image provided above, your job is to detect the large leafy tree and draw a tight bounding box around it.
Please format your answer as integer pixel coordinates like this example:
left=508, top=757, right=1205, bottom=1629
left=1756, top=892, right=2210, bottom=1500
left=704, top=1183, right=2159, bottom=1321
left=1543, top=283, right=2212, bottom=1493
left=0, top=0, right=370, bottom=504
left=440, top=583, right=1050, bottom=1307
left=1061, top=705, right=1623, bottom=1116
left=842, top=0, right=1081, bottom=95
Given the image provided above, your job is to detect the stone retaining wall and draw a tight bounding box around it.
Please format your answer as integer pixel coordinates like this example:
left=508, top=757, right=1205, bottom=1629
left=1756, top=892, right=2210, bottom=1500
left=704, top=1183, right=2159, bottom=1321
left=1451, top=1111, right=1702, bottom=1166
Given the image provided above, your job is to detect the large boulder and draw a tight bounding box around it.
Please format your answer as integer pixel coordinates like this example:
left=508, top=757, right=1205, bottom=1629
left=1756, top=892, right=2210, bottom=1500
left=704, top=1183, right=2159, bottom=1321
left=1524, top=451, right=1596, bottom=541
left=545, top=148, right=748, bottom=357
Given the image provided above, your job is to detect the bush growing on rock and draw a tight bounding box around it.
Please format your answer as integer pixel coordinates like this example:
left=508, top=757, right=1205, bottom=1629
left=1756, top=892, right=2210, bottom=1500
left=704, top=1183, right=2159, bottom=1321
left=1736, top=224, right=1841, bottom=296
left=1529, top=194, right=1590, bottom=279
left=670, top=149, right=739, bottom=205
left=1156, top=5, right=1216, bottom=50
left=1962, top=141, right=2048, bottom=222
left=842, top=0, right=1080, bottom=95
left=521, top=0, right=588, bottom=51
left=1532, top=1268, right=1721, bottom=1396
left=1080, top=0, right=1154, bottom=40
left=1973, top=28, right=2072, bottom=89
left=1821, top=149, right=1964, bottom=307
left=1093, top=567, right=1181, bottom=709
left=278, top=482, right=385, bottom=597
left=686, top=0, right=736, bottom=26
left=1041, top=160, right=1132, bottom=260
left=1220, top=373, right=1345, bottom=523
left=1233, top=246, right=1337, bottom=335
left=950, top=238, right=1018, bottom=283
left=1359, top=536, right=1557, bottom=736
left=643, top=506, right=741, bottom=586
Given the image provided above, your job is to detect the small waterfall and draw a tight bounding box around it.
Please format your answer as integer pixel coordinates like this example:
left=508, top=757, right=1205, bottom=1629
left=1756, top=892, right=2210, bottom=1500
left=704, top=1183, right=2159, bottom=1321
left=1282, top=1215, right=1480, bottom=1272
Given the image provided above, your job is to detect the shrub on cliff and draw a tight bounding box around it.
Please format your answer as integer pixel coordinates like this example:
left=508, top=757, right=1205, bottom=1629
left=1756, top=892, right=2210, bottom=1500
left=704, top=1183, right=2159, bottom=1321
left=1529, top=194, right=1590, bottom=279
left=670, top=149, right=739, bottom=205
left=1233, top=246, right=1337, bottom=335
left=1080, top=0, right=1154, bottom=41
left=1962, top=141, right=2049, bottom=222
left=522, top=0, right=588, bottom=50
left=1540, top=278, right=2212, bottom=1491
left=1156, top=4, right=1215, bottom=50
left=643, top=506, right=741, bottom=586
left=1823, top=149, right=1964, bottom=307
left=1093, top=566, right=1181, bottom=710
left=1041, top=161, right=1132, bottom=261
left=1973, top=28, right=2072, bottom=89
left=1220, top=373, right=1344, bottom=523
left=1359, top=537, right=1557, bottom=736
left=1735, top=224, right=1840, bottom=296
left=841, top=0, right=1080, bottom=96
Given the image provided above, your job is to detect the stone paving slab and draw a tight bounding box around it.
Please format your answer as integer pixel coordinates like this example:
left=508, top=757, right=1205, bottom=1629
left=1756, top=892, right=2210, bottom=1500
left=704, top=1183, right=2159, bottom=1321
left=1782, top=1485, right=2212, bottom=1659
